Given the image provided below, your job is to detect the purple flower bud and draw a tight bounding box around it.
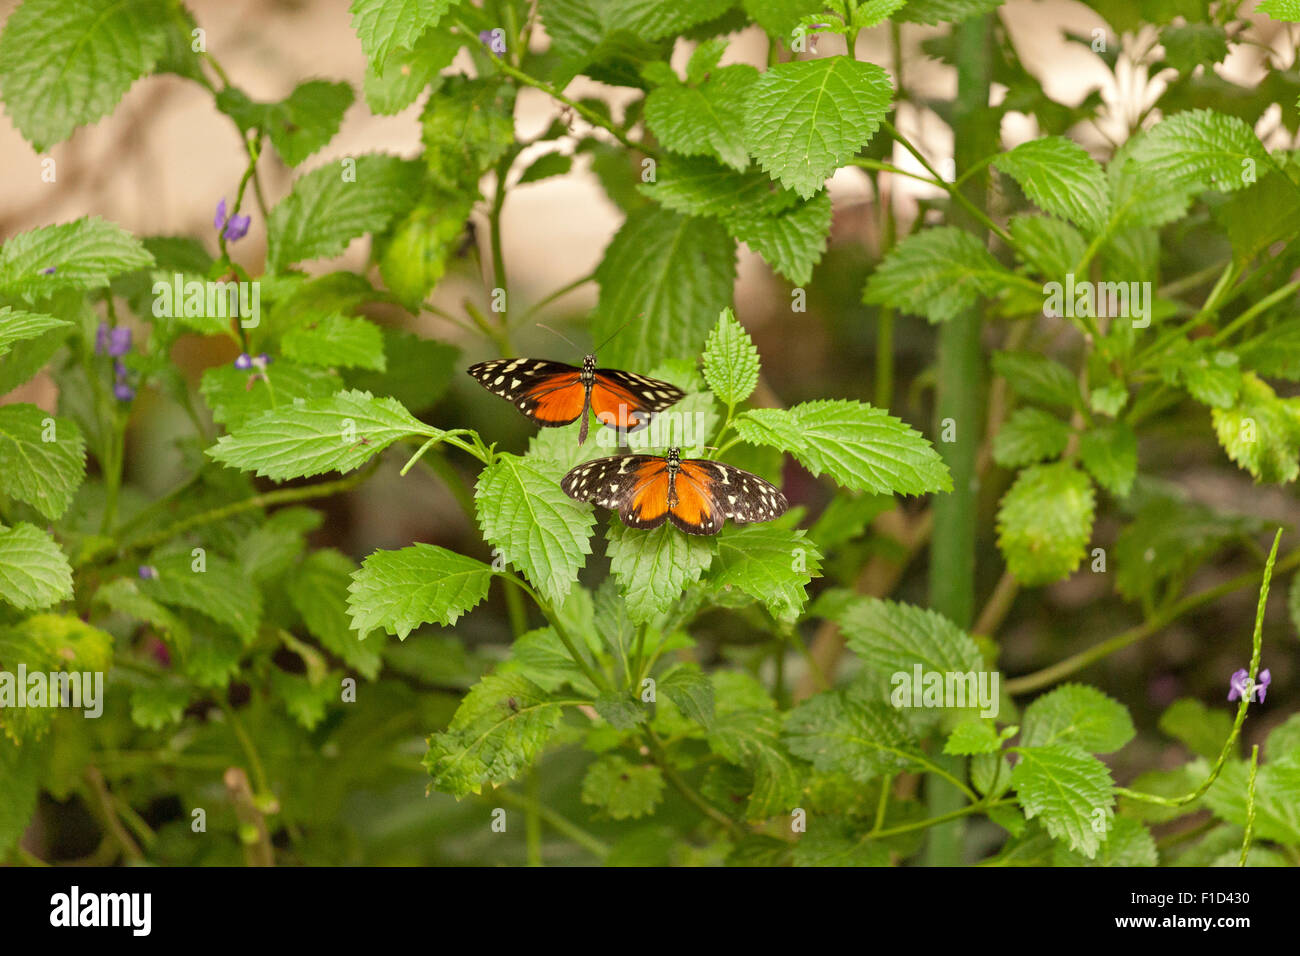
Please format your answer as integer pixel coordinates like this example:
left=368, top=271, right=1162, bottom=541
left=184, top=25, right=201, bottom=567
left=255, top=352, right=271, bottom=368
left=223, top=213, right=251, bottom=242
left=108, top=326, right=132, bottom=357
left=234, top=352, right=253, bottom=370
left=1257, top=668, right=1271, bottom=703
left=41, top=266, right=56, bottom=275
left=138, top=565, right=158, bottom=580
left=114, top=359, right=128, bottom=379
left=95, top=321, right=110, bottom=355
left=215, top=198, right=228, bottom=230
left=113, top=381, right=136, bottom=402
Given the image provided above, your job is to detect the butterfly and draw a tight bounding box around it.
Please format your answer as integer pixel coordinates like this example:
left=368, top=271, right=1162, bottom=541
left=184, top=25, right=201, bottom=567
left=468, top=355, right=685, bottom=444
left=561, top=446, right=788, bottom=536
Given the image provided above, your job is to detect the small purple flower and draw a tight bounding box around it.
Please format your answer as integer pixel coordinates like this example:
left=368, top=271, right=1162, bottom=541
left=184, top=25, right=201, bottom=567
left=113, top=381, right=136, bottom=402
left=41, top=266, right=56, bottom=275
left=96, top=322, right=132, bottom=357
left=255, top=352, right=271, bottom=368
left=1228, top=667, right=1271, bottom=703
left=114, top=359, right=128, bottom=378
left=215, top=198, right=251, bottom=242
left=138, top=565, right=158, bottom=580
left=95, top=322, right=109, bottom=354
left=234, top=352, right=253, bottom=370
left=223, top=213, right=251, bottom=242
left=479, top=28, right=505, bottom=54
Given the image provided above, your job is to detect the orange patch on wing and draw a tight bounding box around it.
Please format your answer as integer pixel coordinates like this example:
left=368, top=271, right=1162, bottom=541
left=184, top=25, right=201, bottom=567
left=590, top=380, right=648, bottom=430
left=525, top=374, right=585, bottom=423
left=628, top=463, right=670, bottom=522
left=671, top=467, right=715, bottom=530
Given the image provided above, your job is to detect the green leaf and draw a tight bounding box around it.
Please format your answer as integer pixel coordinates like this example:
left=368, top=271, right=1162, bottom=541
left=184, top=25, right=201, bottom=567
left=1205, top=753, right=1300, bottom=845
left=0, top=523, right=73, bottom=611
left=200, top=361, right=340, bottom=430
left=129, top=682, right=190, bottom=731
left=208, top=389, right=437, bottom=481
left=506, top=627, right=599, bottom=696
left=139, top=551, right=262, bottom=645
left=0, top=738, right=40, bottom=852
left=1159, top=698, right=1234, bottom=761
left=581, top=755, right=666, bottom=819
left=992, top=137, right=1109, bottom=233
left=639, top=157, right=796, bottom=219
left=1126, top=108, right=1271, bottom=196
left=606, top=521, right=714, bottom=624
left=93, top=577, right=191, bottom=659
left=1020, top=684, right=1135, bottom=754
left=421, top=76, right=516, bottom=192
left=1077, top=421, right=1138, bottom=496
left=346, top=329, right=458, bottom=414
left=424, top=673, right=565, bottom=797
left=1052, top=815, right=1157, bottom=866
left=287, top=549, right=383, bottom=679
left=1259, top=0, right=1300, bottom=20
left=475, top=454, right=596, bottom=605
left=348, top=543, right=492, bottom=638
left=0, top=405, right=85, bottom=521
left=362, top=27, right=462, bottom=115
left=900, top=0, right=1005, bottom=25
left=592, top=206, right=736, bottom=370
left=792, top=818, right=892, bottom=867
left=742, top=0, right=825, bottom=37
left=377, top=195, right=474, bottom=309
left=734, top=400, right=952, bottom=495
left=1011, top=743, right=1115, bottom=859
left=0, top=0, right=171, bottom=150
left=594, top=689, right=647, bottom=729
left=267, top=154, right=422, bottom=271
left=785, top=684, right=925, bottom=782
left=863, top=227, right=1018, bottom=323
left=945, top=717, right=1003, bottom=756
left=997, top=462, right=1095, bottom=586
left=708, top=709, right=803, bottom=819
left=709, top=524, right=821, bottom=623
left=837, top=597, right=984, bottom=678
left=992, top=407, right=1072, bottom=469
left=517, top=151, right=573, bottom=184
left=0, top=217, right=153, bottom=301
left=658, top=663, right=715, bottom=728
left=350, top=0, right=461, bottom=66
left=217, top=80, right=354, bottom=166
left=1211, top=373, right=1300, bottom=483
left=644, top=61, right=759, bottom=171
left=744, top=56, right=892, bottom=199
left=724, top=191, right=832, bottom=286
left=1160, top=23, right=1229, bottom=72
left=1009, top=216, right=1087, bottom=279
left=281, top=314, right=387, bottom=371
left=991, top=350, right=1083, bottom=411
left=0, top=308, right=69, bottom=357
left=702, top=308, right=761, bottom=407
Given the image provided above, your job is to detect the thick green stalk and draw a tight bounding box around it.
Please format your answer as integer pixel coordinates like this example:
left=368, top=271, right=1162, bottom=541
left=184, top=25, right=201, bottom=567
left=924, top=13, right=995, bottom=866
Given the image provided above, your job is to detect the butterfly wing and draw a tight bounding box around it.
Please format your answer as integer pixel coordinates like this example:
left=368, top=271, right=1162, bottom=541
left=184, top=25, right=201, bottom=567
left=561, top=455, right=672, bottom=529
left=674, top=459, right=787, bottom=534
left=589, top=369, right=686, bottom=432
left=467, top=358, right=587, bottom=426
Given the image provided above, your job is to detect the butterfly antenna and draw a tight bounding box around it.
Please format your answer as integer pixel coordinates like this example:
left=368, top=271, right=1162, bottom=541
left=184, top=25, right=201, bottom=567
left=535, top=322, right=583, bottom=353
left=593, top=315, right=638, bottom=354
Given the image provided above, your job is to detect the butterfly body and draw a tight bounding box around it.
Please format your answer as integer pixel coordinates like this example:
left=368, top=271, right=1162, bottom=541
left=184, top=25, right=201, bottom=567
left=561, top=447, right=788, bottom=535
left=468, top=354, right=684, bottom=444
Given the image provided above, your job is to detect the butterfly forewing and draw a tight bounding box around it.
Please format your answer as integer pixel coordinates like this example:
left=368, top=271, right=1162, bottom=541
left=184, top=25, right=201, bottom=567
left=467, top=358, right=586, bottom=426
left=589, top=369, right=686, bottom=431
left=560, top=455, right=663, bottom=511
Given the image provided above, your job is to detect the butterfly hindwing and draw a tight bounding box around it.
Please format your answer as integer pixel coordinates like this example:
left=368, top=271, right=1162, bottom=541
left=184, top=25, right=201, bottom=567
left=676, top=460, right=788, bottom=527
left=468, top=358, right=586, bottom=426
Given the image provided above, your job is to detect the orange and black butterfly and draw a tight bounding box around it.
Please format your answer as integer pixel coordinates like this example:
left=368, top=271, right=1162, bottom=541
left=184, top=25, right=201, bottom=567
left=561, top=446, right=788, bottom=536
left=467, top=354, right=684, bottom=444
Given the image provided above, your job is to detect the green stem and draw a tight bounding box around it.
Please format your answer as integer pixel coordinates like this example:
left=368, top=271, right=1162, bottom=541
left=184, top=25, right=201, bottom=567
left=491, top=788, right=609, bottom=860
left=525, top=767, right=543, bottom=867
left=1240, top=744, right=1260, bottom=867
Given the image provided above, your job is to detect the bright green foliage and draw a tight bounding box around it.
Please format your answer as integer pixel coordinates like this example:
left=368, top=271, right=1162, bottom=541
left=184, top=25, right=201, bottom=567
left=997, top=462, right=1096, bottom=585
left=282, top=314, right=387, bottom=370
left=1078, top=421, right=1138, bottom=496
left=837, top=597, right=983, bottom=679
left=348, top=544, right=492, bottom=638
left=606, top=522, right=714, bottom=624
left=993, top=408, right=1072, bottom=469
left=475, top=454, right=596, bottom=605
left=644, top=54, right=758, bottom=171
left=217, top=81, right=354, bottom=166
left=0, top=523, right=73, bottom=611
left=208, top=390, right=436, bottom=480
left=0, top=405, right=84, bottom=520
left=1211, top=373, right=1300, bottom=483
left=581, top=755, right=666, bottom=819
left=0, top=218, right=153, bottom=301
left=993, top=136, right=1109, bottom=233
left=139, top=551, right=262, bottom=645
left=709, top=525, right=821, bottom=623
left=0, top=308, right=69, bottom=356
left=863, top=227, right=1017, bottom=323
left=1159, top=698, right=1234, bottom=762
left=785, top=684, right=925, bottom=781
left=362, top=27, right=463, bottom=114
left=744, top=56, right=893, bottom=198
left=702, top=308, right=760, bottom=407
left=1020, top=685, right=1136, bottom=754
left=992, top=351, right=1083, bottom=411
left=1012, top=744, right=1115, bottom=859
left=350, top=0, right=462, bottom=67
